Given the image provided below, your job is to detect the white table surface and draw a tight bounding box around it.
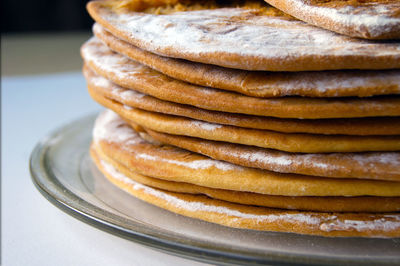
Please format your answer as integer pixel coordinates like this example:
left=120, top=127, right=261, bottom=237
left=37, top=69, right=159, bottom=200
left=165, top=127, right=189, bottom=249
left=2, top=72, right=209, bottom=266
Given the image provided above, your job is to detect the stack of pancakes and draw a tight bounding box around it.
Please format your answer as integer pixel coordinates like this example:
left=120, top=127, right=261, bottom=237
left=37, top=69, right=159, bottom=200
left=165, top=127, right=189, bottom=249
left=82, top=0, right=400, bottom=237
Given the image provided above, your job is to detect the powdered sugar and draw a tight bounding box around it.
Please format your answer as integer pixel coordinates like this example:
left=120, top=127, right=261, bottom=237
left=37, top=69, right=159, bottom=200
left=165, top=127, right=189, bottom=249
left=219, top=147, right=399, bottom=179
left=136, top=153, right=239, bottom=171
left=320, top=216, right=400, bottom=233
left=89, top=71, right=147, bottom=100
left=91, top=75, right=112, bottom=88
left=123, top=104, right=133, bottom=110
left=108, top=84, right=146, bottom=102
left=82, top=37, right=147, bottom=79
left=256, top=70, right=400, bottom=96
left=191, top=120, right=223, bottom=131
left=100, top=158, right=400, bottom=233
left=277, top=0, right=400, bottom=39
left=120, top=89, right=145, bottom=100
left=93, top=110, right=144, bottom=145
left=237, top=151, right=293, bottom=167
left=236, top=149, right=400, bottom=171
left=351, top=152, right=400, bottom=165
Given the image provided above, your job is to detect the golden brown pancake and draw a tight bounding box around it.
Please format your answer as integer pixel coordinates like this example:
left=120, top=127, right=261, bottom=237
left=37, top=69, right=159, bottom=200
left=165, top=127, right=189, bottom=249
left=91, top=142, right=400, bottom=237
left=93, top=23, right=400, bottom=98
left=81, top=38, right=400, bottom=119
left=92, top=145, right=400, bottom=213
left=92, top=110, right=400, bottom=197
left=264, top=0, right=400, bottom=39
left=87, top=0, right=400, bottom=71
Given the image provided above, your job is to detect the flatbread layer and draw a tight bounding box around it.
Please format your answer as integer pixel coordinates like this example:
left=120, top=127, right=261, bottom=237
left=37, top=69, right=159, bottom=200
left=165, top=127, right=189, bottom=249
left=264, top=0, right=400, bottom=39
left=92, top=145, right=400, bottom=213
left=84, top=65, right=400, bottom=136
left=92, top=110, right=400, bottom=197
left=87, top=0, right=400, bottom=71
left=93, top=23, right=400, bottom=98
left=81, top=38, right=400, bottom=119
left=92, top=145, right=400, bottom=237
left=89, top=90, right=400, bottom=153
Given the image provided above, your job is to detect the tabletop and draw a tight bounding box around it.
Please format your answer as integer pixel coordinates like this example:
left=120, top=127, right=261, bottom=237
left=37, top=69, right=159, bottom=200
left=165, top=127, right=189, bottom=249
left=1, top=33, right=208, bottom=266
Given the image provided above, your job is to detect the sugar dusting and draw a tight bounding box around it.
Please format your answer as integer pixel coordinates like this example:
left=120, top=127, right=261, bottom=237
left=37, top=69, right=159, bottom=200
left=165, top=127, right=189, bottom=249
left=230, top=148, right=399, bottom=177
left=320, top=215, right=400, bottom=233
left=100, top=158, right=400, bottom=233
left=282, top=0, right=400, bottom=38
left=93, top=110, right=144, bottom=146
left=191, top=120, right=223, bottom=131
left=89, top=71, right=147, bottom=100
left=82, top=37, right=147, bottom=80
left=120, top=89, right=145, bottom=100
left=237, top=150, right=293, bottom=167
left=257, top=70, right=400, bottom=95
left=123, top=104, right=133, bottom=110
left=136, top=153, right=239, bottom=172
left=350, top=152, right=400, bottom=165
left=91, top=75, right=112, bottom=88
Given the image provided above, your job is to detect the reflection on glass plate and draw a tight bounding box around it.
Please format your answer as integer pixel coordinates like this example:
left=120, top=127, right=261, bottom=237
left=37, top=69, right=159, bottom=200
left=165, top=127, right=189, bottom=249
left=30, top=114, right=400, bottom=265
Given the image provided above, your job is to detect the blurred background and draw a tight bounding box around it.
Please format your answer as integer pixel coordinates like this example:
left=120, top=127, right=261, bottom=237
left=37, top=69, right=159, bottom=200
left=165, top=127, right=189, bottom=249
left=2, top=0, right=94, bottom=76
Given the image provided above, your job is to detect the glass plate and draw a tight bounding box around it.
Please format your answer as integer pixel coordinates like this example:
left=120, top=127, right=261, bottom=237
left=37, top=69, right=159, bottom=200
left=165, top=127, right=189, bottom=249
left=30, top=114, right=400, bottom=265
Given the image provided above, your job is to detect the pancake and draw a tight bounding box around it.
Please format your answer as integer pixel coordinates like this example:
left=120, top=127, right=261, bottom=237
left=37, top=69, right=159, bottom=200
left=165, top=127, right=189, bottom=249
left=92, top=145, right=400, bottom=237
left=90, top=90, right=400, bottom=153
left=84, top=66, right=400, bottom=136
left=92, top=145, right=400, bottom=213
left=93, top=23, right=400, bottom=98
left=264, top=0, right=400, bottom=39
left=143, top=129, right=400, bottom=182
left=81, top=39, right=400, bottom=119
left=92, top=110, right=400, bottom=197
left=87, top=0, right=400, bottom=71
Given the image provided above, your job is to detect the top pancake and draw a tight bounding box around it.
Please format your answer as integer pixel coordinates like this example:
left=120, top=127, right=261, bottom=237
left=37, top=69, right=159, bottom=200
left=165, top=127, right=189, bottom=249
left=87, top=0, right=400, bottom=71
left=264, top=0, right=400, bottom=40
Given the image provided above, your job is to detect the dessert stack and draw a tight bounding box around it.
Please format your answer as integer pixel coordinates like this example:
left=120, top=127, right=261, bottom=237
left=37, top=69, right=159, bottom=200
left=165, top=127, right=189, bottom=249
left=81, top=0, right=400, bottom=237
